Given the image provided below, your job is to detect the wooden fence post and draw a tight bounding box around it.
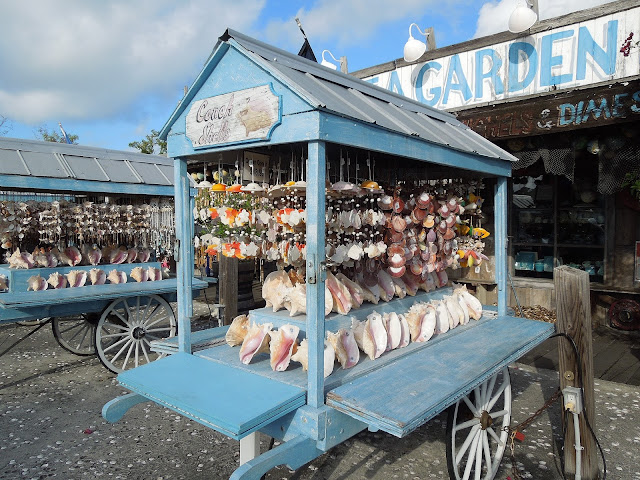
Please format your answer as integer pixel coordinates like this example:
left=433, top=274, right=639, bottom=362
left=219, top=255, right=238, bottom=325
left=554, top=266, right=599, bottom=479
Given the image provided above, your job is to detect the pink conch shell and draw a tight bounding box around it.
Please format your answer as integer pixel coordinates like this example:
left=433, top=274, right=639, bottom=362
left=239, top=322, right=272, bottom=365
left=27, top=275, right=48, bottom=291
left=335, top=273, right=364, bottom=308
left=444, top=295, right=464, bottom=328
left=82, top=245, right=102, bottom=266
left=107, top=269, right=127, bottom=284
left=326, top=271, right=353, bottom=315
left=66, top=270, right=87, bottom=288
left=401, top=273, right=420, bottom=296
left=106, top=247, right=128, bottom=265
left=147, top=266, right=162, bottom=282
left=33, top=248, right=58, bottom=268
left=406, top=303, right=434, bottom=342
left=137, top=249, right=151, bottom=263
left=262, top=271, right=293, bottom=313
left=130, top=266, right=148, bottom=283
left=434, top=301, right=451, bottom=334
left=9, top=249, right=35, bottom=269
left=453, top=284, right=483, bottom=320
left=327, top=328, right=360, bottom=369
left=47, top=272, right=67, bottom=289
left=0, top=275, right=7, bottom=290
left=59, top=246, right=82, bottom=267
left=126, top=248, right=138, bottom=263
left=290, top=338, right=336, bottom=378
left=384, top=312, right=402, bottom=351
left=268, top=324, right=300, bottom=371
left=225, top=314, right=249, bottom=347
left=376, top=269, right=395, bottom=302
left=89, top=268, right=106, bottom=286
left=398, top=314, right=411, bottom=347
left=352, top=313, right=387, bottom=361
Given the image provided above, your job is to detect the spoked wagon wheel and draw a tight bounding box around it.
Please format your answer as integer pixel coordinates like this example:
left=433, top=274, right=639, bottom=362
left=446, top=367, right=512, bottom=480
left=95, top=295, right=176, bottom=374
left=52, top=313, right=99, bottom=355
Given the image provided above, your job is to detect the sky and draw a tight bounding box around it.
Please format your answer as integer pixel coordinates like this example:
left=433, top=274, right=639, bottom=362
left=0, top=0, right=616, bottom=152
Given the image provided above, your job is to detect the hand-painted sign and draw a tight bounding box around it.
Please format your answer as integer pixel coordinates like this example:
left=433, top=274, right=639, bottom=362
left=457, top=80, right=640, bottom=139
left=363, top=6, right=640, bottom=111
left=186, top=84, right=281, bottom=148
left=455, top=80, right=640, bottom=139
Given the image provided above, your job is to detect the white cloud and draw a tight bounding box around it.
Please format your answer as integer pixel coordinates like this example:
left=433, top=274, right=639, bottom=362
left=0, top=0, right=265, bottom=124
left=474, top=0, right=618, bottom=38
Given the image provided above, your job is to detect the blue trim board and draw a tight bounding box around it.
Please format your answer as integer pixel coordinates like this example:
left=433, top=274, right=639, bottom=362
left=0, top=175, right=175, bottom=196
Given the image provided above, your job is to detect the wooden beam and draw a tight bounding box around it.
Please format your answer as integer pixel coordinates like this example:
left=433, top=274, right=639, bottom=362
left=554, top=266, right=599, bottom=479
left=220, top=255, right=238, bottom=325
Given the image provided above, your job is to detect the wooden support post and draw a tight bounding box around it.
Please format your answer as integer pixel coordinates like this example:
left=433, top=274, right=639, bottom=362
left=555, top=266, right=599, bottom=479
left=220, top=255, right=238, bottom=325
left=239, top=432, right=260, bottom=465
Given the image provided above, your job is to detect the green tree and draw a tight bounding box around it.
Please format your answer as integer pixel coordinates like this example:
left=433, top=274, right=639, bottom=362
left=129, top=129, right=167, bottom=155
left=36, top=125, right=79, bottom=144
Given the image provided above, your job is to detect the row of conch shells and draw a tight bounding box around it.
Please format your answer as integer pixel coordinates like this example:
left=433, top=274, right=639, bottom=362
left=24, top=266, right=164, bottom=291
left=224, top=285, right=482, bottom=376
left=261, top=267, right=449, bottom=318
left=6, top=246, right=152, bottom=269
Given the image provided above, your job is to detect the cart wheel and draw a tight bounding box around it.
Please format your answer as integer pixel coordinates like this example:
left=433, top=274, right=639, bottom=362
left=95, top=295, right=176, bottom=374
left=446, top=367, right=512, bottom=480
left=52, top=313, right=98, bottom=356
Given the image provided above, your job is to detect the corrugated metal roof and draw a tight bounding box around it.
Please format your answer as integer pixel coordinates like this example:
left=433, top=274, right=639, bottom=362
left=0, top=137, right=184, bottom=187
left=223, top=29, right=516, bottom=163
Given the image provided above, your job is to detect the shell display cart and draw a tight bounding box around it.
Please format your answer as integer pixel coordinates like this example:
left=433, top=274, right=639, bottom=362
left=0, top=137, right=208, bottom=373
left=102, top=30, right=555, bottom=479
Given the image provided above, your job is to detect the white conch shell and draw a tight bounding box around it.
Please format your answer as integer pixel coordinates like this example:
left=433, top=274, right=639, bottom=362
left=398, top=314, right=411, bottom=348
left=89, top=268, right=106, bottom=286
left=455, top=293, right=470, bottom=325
left=9, top=249, right=35, bottom=269
left=285, top=283, right=307, bottom=317
left=352, top=313, right=387, bottom=361
left=444, top=295, right=464, bottom=328
left=327, top=327, right=360, bottom=369
left=130, top=266, right=148, bottom=283
left=268, top=324, right=300, bottom=372
left=66, top=270, right=87, bottom=288
left=239, top=322, right=272, bottom=365
left=434, top=300, right=451, bottom=334
left=147, top=266, right=162, bottom=281
left=33, top=248, right=58, bottom=268
left=225, top=315, right=249, bottom=347
left=27, top=275, right=48, bottom=291
left=107, top=269, right=127, bottom=284
left=383, top=312, right=402, bottom=351
left=290, top=338, right=336, bottom=378
left=47, top=272, right=67, bottom=289
left=82, top=245, right=102, bottom=266
left=262, top=271, right=293, bottom=313
left=453, top=284, right=483, bottom=320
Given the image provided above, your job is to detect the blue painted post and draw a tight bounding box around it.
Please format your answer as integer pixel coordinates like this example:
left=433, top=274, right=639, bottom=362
left=495, top=177, right=508, bottom=316
left=305, top=140, right=326, bottom=408
left=174, top=157, right=193, bottom=353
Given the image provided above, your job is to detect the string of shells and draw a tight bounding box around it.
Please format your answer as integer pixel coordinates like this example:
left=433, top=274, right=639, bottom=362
left=224, top=283, right=484, bottom=376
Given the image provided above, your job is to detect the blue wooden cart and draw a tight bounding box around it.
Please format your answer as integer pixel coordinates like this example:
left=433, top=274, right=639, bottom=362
left=0, top=138, right=208, bottom=373
left=102, top=31, right=555, bottom=479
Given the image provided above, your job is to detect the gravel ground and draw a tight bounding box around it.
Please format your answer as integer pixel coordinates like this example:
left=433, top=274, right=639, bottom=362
left=1, top=319, right=639, bottom=480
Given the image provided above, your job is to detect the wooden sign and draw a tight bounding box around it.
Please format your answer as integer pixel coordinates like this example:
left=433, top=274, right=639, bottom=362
left=186, top=84, right=281, bottom=148
left=456, top=79, right=640, bottom=139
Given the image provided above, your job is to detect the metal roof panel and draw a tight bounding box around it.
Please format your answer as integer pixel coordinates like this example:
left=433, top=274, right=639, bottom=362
left=62, top=155, right=110, bottom=182
left=20, top=150, right=68, bottom=178
left=0, top=148, right=29, bottom=175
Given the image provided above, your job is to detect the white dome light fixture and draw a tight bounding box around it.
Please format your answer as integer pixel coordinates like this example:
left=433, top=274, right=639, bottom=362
left=321, top=50, right=339, bottom=70
left=508, top=0, right=538, bottom=34
left=403, top=23, right=428, bottom=63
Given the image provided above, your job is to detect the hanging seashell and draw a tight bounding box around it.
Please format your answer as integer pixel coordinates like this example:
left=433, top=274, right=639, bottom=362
left=47, top=272, right=67, bottom=289
left=66, top=270, right=87, bottom=288
left=27, top=275, right=48, bottom=291
left=89, top=268, right=106, bottom=285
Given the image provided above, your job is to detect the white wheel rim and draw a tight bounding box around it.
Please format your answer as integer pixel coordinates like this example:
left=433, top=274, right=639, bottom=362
left=96, top=295, right=176, bottom=373
left=450, top=367, right=512, bottom=480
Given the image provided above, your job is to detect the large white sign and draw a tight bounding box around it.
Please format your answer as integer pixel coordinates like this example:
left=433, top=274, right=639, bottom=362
left=364, top=6, right=640, bottom=110
left=186, top=84, right=281, bottom=148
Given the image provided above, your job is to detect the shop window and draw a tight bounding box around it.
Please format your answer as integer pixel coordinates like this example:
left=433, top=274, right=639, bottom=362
left=511, top=155, right=604, bottom=282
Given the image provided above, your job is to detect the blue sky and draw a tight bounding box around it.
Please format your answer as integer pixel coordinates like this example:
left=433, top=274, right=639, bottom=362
left=0, top=0, right=613, bottom=152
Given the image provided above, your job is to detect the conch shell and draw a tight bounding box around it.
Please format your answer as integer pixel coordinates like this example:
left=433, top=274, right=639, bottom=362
left=327, top=328, right=360, bottom=369
left=126, top=248, right=138, bottom=263
left=434, top=300, right=451, bottom=334
left=104, top=247, right=128, bottom=265
left=47, top=272, right=67, bottom=289
left=352, top=313, right=387, bottom=361
left=147, top=266, right=162, bottom=282
left=405, top=303, right=436, bottom=342
left=137, top=248, right=151, bottom=263
left=27, top=275, right=48, bottom=291
left=66, top=270, right=87, bottom=288
left=453, top=284, right=483, bottom=320
left=290, top=338, right=336, bottom=378
left=58, top=246, right=82, bottom=267
left=9, top=249, right=35, bottom=269
left=130, top=266, right=148, bottom=283
left=107, top=269, right=127, bottom=284
left=89, top=268, right=106, bottom=286
left=225, top=315, right=249, bottom=347
left=268, top=324, right=300, bottom=371
left=82, top=245, right=102, bottom=266
left=33, top=248, right=58, bottom=268
left=239, top=322, right=272, bottom=365
left=383, top=312, right=402, bottom=351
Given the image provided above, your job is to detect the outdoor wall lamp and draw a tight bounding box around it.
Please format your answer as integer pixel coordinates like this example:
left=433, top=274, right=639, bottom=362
left=508, top=0, right=539, bottom=33
left=321, top=50, right=348, bottom=73
left=403, top=23, right=428, bottom=62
